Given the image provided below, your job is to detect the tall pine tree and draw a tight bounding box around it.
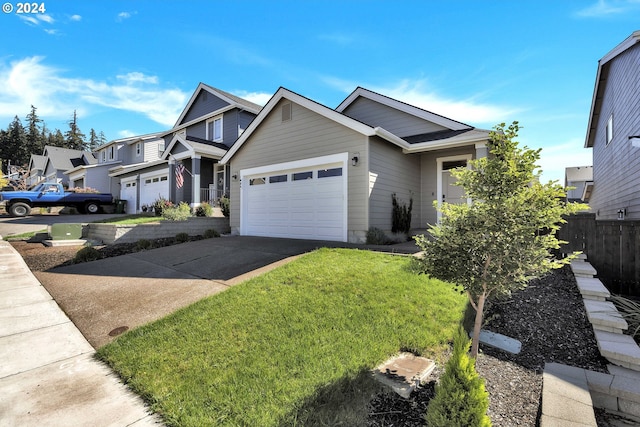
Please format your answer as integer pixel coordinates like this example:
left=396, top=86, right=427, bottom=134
left=25, top=105, right=45, bottom=156
left=1, top=116, right=29, bottom=170
left=64, top=110, right=86, bottom=150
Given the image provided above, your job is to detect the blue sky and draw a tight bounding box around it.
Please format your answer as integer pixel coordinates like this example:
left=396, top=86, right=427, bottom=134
left=1, top=0, right=639, bottom=183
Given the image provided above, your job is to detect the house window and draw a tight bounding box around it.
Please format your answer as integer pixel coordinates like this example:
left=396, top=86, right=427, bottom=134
left=250, top=178, right=266, bottom=185
left=207, top=116, right=223, bottom=142
left=269, top=174, right=288, bottom=183
left=318, top=167, right=342, bottom=178
left=108, top=146, right=115, bottom=160
left=101, top=150, right=106, bottom=162
left=606, top=114, right=613, bottom=145
left=136, top=142, right=141, bottom=157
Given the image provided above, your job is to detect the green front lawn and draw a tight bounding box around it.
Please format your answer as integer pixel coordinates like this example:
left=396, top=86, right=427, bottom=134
left=97, top=248, right=466, bottom=426
left=92, top=214, right=161, bottom=224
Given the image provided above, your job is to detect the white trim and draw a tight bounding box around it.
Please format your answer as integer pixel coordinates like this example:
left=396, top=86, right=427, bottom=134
left=140, top=168, right=169, bottom=181
left=436, top=154, right=472, bottom=222
left=240, top=152, right=349, bottom=242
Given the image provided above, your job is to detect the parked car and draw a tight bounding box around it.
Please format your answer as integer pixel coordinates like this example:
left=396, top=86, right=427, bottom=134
left=0, top=182, right=114, bottom=217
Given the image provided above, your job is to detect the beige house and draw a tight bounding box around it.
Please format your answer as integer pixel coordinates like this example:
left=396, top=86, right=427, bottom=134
left=220, top=87, right=491, bottom=243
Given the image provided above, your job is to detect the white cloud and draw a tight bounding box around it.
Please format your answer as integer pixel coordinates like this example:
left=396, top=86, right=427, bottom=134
left=0, top=56, right=188, bottom=127
left=118, top=129, right=137, bottom=138
left=117, top=11, right=136, bottom=22
left=37, top=14, right=54, bottom=24
left=70, top=15, right=82, bottom=21
left=527, top=139, right=593, bottom=184
left=576, top=0, right=640, bottom=17
left=370, top=79, right=520, bottom=127
left=232, top=90, right=272, bottom=106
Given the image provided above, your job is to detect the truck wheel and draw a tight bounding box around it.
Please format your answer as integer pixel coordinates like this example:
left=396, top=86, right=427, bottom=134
left=85, top=202, right=100, bottom=214
left=9, top=202, right=31, bottom=217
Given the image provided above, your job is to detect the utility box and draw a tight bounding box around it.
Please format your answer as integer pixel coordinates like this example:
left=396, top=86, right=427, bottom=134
left=49, top=223, right=83, bottom=240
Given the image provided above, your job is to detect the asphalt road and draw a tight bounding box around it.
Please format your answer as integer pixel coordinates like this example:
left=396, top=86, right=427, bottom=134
left=0, top=211, right=128, bottom=238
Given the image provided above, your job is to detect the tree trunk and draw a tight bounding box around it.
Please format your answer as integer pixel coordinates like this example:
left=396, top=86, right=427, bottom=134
left=470, top=291, right=487, bottom=359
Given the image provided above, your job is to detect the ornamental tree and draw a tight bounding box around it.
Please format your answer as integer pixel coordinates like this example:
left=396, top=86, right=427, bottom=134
left=414, top=122, right=586, bottom=358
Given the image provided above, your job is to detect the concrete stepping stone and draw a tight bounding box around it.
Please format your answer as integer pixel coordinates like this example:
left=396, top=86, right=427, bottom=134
left=584, top=299, right=628, bottom=333
left=541, top=363, right=597, bottom=427
left=571, top=260, right=597, bottom=277
left=479, top=329, right=521, bottom=354
left=576, top=277, right=610, bottom=301
left=594, top=329, right=640, bottom=371
left=373, top=352, right=436, bottom=398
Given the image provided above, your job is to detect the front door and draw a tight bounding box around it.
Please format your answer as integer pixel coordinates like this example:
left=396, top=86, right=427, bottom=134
left=442, top=160, right=467, bottom=205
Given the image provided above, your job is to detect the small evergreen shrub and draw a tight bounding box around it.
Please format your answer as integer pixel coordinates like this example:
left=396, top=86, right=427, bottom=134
left=175, top=232, right=190, bottom=243
left=136, top=239, right=152, bottom=250
left=195, top=202, right=213, bottom=217
left=220, top=196, right=230, bottom=218
left=162, top=202, right=191, bottom=221
left=391, top=193, right=413, bottom=235
left=366, top=227, right=391, bottom=245
left=74, top=246, right=101, bottom=263
left=425, top=324, right=491, bottom=427
left=204, top=228, right=220, bottom=238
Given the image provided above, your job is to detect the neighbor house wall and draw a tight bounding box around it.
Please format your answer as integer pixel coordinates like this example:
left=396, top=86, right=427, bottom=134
left=590, top=43, right=640, bottom=220
left=368, top=137, right=421, bottom=235
left=228, top=99, right=369, bottom=240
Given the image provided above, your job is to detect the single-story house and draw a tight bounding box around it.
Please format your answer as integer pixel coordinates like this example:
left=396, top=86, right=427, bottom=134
left=220, top=87, right=491, bottom=243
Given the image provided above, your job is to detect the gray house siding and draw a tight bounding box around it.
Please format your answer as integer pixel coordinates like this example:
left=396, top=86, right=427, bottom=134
left=368, top=137, right=421, bottom=235
left=590, top=43, right=640, bottom=220
left=341, top=97, right=448, bottom=137
left=187, top=122, right=207, bottom=140
left=181, top=91, right=230, bottom=124
left=228, top=99, right=369, bottom=240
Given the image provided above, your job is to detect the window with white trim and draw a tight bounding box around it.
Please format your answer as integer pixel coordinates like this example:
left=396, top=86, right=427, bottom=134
left=108, top=146, right=115, bottom=161
left=606, top=114, right=613, bottom=145
left=136, top=142, right=141, bottom=157
left=206, top=116, right=223, bottom=142
left=101, top=150, right=106, bottom=162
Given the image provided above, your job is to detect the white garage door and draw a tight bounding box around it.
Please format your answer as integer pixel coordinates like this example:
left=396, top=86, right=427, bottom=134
left=120, top=180, right=137, bottom=214
left=241, top=156, right=347, bottom=241
left=140, top=174, right=169, bottom=209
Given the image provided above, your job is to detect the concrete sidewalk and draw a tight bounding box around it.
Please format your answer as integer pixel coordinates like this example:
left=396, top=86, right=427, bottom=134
left=0, top=240, right=163, bottom=426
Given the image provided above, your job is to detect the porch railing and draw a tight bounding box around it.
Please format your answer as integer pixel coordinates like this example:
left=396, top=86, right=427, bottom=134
left=200, top=188, right=225, bottom=205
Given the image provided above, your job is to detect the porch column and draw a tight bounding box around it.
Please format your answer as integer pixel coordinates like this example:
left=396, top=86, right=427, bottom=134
left=168, top=158, right=176, bottom=203
left=192, top=156, right=201, bottom=206
left=475, top=142, right=488, bottom=159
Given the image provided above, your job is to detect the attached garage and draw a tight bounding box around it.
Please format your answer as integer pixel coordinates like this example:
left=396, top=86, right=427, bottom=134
left=120, top=178, right=138, bottom=214
left=240, top=154, right=347, bottom=241
left=139, top=171, right=169, bottom=209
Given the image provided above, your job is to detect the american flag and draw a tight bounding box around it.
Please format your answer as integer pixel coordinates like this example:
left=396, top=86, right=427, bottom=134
left=175, top=164, right=185, bottom=189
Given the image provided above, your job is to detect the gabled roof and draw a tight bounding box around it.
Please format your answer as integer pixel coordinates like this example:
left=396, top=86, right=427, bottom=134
left=162, top=132, right=228, bottom=162
left=42, top=145, right=95, bottom=172
left=220, top=87, right=490, bottom=164
left=28, top=154, right=46, bottom=171
left=336, top=86, right=471, bottom=131
left=585, top=30, right=640, bottom=148
left=95, top=132, right=163, bottom=151
left=174, top=82, right=262, bottom=127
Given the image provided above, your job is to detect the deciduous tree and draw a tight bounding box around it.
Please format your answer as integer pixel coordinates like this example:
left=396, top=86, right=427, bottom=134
left=414, top=122, right=586, bottom=358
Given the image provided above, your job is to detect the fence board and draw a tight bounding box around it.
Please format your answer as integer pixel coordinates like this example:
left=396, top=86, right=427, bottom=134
left=559, top=214, right=640, bottom=296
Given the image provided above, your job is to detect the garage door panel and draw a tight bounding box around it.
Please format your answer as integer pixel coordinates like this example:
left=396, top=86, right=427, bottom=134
left=242, top=160, right=346, bottom=241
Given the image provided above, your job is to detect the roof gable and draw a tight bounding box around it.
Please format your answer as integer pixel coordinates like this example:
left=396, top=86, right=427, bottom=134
left=336, top=87, right=471, bottom=131
left=174, top=82, right=262, bottom=127
left=585, top=30, right=640, bottom=148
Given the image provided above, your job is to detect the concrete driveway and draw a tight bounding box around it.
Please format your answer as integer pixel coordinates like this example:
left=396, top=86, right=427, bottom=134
left=34, top=236, right=385, bottom=348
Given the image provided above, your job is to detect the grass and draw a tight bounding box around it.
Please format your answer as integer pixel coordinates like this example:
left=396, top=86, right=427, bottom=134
left=97, top=248, right=467, bottom=426
left=2, top=229, right=47, bottom=240
left=92, top=214, right=161, bottom=224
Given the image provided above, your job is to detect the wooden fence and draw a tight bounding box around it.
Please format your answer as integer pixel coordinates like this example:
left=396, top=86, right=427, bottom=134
left=558, top=213, right=640, bottom=296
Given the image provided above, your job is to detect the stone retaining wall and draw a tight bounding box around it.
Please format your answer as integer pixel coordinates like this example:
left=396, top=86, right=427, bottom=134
left=87, top=217, right=230, bottom=244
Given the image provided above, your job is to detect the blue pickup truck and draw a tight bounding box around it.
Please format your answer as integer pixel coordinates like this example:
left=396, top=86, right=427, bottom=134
left=0, top=183, right=114, bottom=217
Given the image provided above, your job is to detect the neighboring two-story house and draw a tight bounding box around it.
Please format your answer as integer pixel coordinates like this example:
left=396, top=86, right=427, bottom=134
left=38, top=146, right=97, bottom=188
left=585, top=30, right=640, bottom=220
left=221, top=86, right=491, bottom=243
left=109, top=83, right=261, bottom=213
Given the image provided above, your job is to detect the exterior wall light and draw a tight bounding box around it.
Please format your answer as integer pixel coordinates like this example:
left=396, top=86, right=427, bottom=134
left=351, top=156, right=359, bottom=166
left=629, top=136, right=640, bottom=148
left=618, top=208, right=627, bottom=220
